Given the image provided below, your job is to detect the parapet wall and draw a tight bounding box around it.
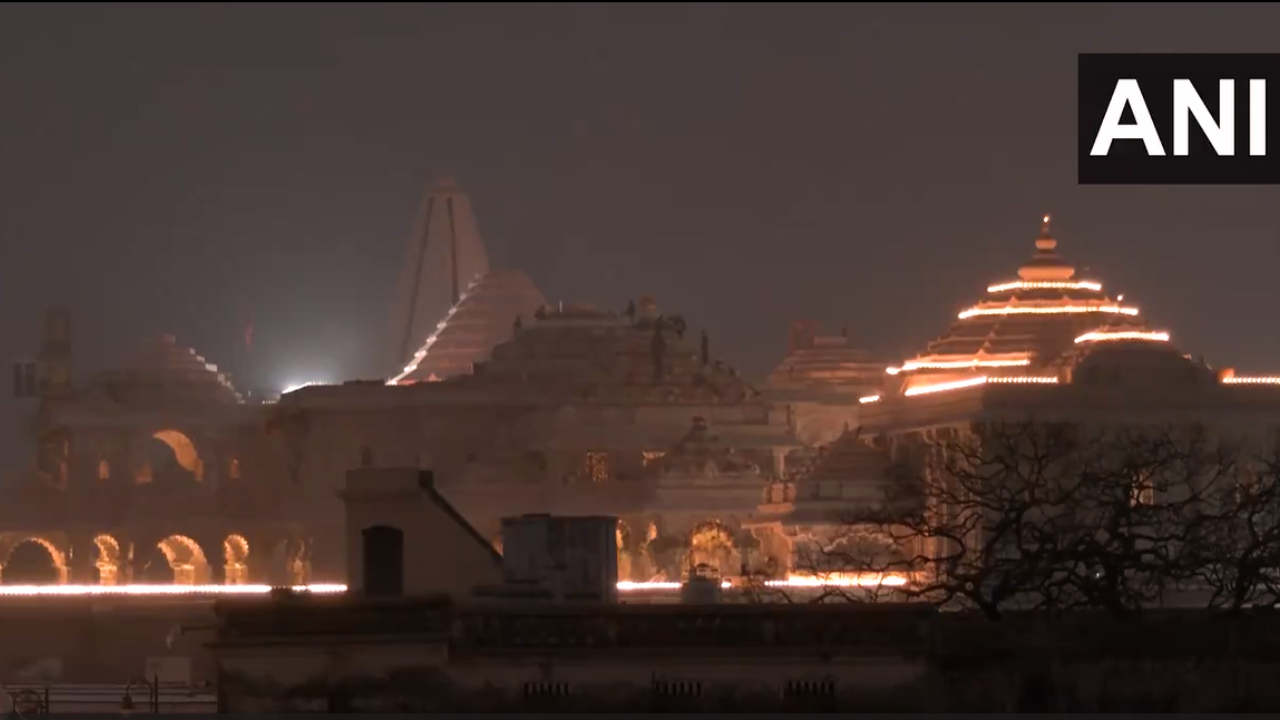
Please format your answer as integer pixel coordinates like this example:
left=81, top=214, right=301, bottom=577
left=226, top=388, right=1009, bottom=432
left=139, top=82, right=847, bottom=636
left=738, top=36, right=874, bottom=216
left=0, top=599, right=217, bottom=684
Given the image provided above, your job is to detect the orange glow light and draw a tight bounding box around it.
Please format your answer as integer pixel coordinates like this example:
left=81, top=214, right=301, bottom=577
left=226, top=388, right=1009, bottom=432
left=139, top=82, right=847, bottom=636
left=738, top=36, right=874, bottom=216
left=986, top=280, right=1103, bottom=293
left=958, top=304, right=1140, bottom=320
left=1074, top=330, right=1170, bottom=344
left=0, top=584, right=347, bottom=597
left=899, top=357, right=1031, bottom=372
left=903, top=375, right=1059, bottom=398
left=987, top=376, right=1059, bottom=384
left=904, top=376, right=990, bottom=396
left=766, top=573, right=907, bottom=588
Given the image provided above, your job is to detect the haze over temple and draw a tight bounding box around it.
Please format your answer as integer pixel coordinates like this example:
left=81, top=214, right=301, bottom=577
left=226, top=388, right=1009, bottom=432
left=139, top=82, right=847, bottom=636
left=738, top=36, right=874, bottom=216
left=5, top=185, right=1280, bottom=604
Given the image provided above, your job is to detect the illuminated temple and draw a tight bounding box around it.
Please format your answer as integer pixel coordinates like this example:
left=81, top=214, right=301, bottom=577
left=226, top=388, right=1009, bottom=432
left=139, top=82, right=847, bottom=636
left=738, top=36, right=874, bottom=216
left=5, top=192, right=1280, bottom=597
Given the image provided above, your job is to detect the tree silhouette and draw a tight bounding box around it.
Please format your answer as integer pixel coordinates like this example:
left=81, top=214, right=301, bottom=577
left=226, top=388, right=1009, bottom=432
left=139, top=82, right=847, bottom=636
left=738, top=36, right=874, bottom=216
left=804, top=421, right=1237, bottom=619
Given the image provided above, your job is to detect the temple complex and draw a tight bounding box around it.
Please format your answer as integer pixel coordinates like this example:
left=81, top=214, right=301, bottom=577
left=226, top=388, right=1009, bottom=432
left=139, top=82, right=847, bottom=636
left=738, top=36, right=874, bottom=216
left=7, top=190, right=1280, bottom=599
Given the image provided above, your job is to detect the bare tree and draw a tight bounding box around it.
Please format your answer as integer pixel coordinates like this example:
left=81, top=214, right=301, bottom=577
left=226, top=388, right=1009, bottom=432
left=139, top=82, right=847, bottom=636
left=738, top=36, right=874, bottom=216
left=1180, top=440, right=1280, bottom=611
left=805, top=421, right=1241, bottom=619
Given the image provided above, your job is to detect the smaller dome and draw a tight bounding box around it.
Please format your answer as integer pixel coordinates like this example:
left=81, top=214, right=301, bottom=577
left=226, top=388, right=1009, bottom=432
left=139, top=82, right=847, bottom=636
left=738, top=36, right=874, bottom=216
left=92, top=334, right=242, bottom=404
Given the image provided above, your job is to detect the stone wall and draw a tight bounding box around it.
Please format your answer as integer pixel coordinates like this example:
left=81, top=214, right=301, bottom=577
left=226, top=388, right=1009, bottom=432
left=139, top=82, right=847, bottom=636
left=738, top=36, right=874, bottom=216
left=0, top=599, right=217, bottom=684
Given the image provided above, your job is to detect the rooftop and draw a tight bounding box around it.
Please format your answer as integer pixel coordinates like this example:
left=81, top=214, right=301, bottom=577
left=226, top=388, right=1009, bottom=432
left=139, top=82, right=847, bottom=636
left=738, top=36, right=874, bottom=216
left=767, top=321, right=887, bottom=394
left=887, top=216, right=1176, bottom=394
left=390, top=269, right=548, bottom=385
left=87, top=334, right=242, bottom=405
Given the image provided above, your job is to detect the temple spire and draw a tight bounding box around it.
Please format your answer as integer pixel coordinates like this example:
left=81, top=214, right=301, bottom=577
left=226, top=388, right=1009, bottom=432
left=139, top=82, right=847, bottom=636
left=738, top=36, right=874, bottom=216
left=389, top=177, right=491, bottom=372
left=1035, top=213, right=1056, bottom=251
left=1018, top=212, right=1073, bottom=281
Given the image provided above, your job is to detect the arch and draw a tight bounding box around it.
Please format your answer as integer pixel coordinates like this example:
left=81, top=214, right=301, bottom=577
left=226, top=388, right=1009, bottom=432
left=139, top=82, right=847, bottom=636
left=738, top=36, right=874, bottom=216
left=97, top=459, right=111, bottom=481
left=223, top=534, right=250, bottom=584
left=145, top=534, right=210, bottom=585
left=1, top=537, right=68, bottom=585
left=616, top=520, right=634, bottom=581
left=688, top=520, right=737, bottom=576
left=93, top=534, right=123, bottom=585
left=228, top=458, right=241, bottom=480
left=361, top=525, right=404, bottom=597
left=147, top=429, right=204, bottom=482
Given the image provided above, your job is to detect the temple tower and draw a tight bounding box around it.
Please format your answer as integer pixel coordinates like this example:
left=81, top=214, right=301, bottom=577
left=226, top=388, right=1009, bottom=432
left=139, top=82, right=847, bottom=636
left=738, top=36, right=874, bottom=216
left=389, top=177, right=491, bottom=372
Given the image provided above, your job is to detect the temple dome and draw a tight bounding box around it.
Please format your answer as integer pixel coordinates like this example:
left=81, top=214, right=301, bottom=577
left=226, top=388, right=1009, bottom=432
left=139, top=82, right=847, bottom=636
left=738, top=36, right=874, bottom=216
left=889, top=216, right=1175, bottom=393
left=91, top=334, right=242, bottom=405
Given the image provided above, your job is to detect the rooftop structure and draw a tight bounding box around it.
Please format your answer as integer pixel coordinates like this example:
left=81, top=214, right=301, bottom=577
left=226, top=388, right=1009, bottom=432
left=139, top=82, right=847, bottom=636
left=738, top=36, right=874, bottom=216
left=389, top=178, right=492, bottom=374
left=875, top=215, right=1173, bottom=399
left=88, top=334, right=243, bottom=406
left=768, top=321, right=886, bottom=393
left=764, top=322, right=888, bottom=446
left=390, top=269, right=547, bottom=385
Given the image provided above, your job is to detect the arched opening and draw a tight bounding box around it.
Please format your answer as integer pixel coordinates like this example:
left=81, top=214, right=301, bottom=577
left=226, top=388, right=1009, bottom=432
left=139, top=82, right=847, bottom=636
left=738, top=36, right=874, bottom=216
left=97, top=459, right=111, bottom=481
left=265, top=538, right=310, bottom=586
left=1, top=538, right=67, bottom=585
left=616, top=520, right=633, bottom=581
left=137, top=430, right=204, bottom=485
left=228, top=458, right=241, bottom=480
left=138, top=535, right=209, bottom=585
left=688, top=520, right=737, bottom=576
left=92, top=534, right=122, bottom=585
left=223, top=534, right=250, bottom=584
left=361, top=525, right=404, bottom=597
left=35, top=430, right=70, bottom=489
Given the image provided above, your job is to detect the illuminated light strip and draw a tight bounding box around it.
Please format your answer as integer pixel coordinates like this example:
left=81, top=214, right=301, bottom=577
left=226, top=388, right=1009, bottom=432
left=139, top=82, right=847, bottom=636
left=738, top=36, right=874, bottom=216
left=987, top=376, right=1059, bottom=384
left=0, top=578, right=913, bottom=597
left=1222, top=377, right=1280, bottom=385
left=615, top=575, right=909, bottom=591
left=617, top=581, right=732, bottom=591
left=1074, top=330, right=1170, bottom=344
left=764, top=573, right=908, bottom=588
left=858, top=394, right=881, bottom=404
left=903, top=375, right=1059, bottom=398
left=904, top=376, right=989, bottom=397
left=388, top=276, right=485, bottom=386
left=957, top=305, right=1140, bottom=320
left=987, top=280, right=1103, bottom=293
left=900, top=358, right=1031, bottom=372
left=0, top=584, right=348, bottom=597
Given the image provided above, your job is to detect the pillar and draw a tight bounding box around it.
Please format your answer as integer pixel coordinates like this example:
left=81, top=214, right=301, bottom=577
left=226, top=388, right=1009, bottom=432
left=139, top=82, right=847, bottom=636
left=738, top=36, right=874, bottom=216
left=66, top=536, right=97, bottom=585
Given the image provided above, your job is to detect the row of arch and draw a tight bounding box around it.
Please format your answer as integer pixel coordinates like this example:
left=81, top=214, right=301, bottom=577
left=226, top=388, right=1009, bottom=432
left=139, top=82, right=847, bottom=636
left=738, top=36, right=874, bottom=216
left=45, top=428, right=243, bottom=487
left=0, top=533, right=253, bottom=586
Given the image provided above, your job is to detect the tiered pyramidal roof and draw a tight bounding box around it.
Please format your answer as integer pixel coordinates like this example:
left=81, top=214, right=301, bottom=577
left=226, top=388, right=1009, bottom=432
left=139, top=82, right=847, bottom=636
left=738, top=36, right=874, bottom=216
left=91, top=334, right=243, bottom=405
left=767, top=321, right=887, bottom=394
left=888, top=216, right=1171, bottom=395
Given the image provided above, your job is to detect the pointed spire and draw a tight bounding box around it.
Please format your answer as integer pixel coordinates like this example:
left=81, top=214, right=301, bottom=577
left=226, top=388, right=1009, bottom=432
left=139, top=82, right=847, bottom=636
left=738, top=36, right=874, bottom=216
left=389, top=177, right=491, bottom=371
left=1018, top=212, right=1074, bottom=281
left=1035, top=213, right=1057, bottom=251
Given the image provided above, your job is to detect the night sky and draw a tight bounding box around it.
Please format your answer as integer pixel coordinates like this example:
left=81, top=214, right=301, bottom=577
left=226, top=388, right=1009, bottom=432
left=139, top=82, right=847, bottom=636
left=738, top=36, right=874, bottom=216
left=2, top=3, right=1279, bottom=470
